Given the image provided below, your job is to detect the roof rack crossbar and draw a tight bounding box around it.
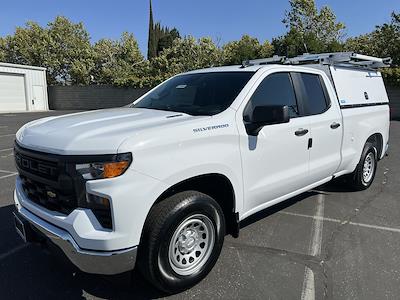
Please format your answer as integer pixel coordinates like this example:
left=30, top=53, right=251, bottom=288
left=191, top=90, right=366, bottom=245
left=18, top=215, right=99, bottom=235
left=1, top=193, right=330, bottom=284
left=242, top=52, right=392, bottom=69
left=242, top=55, right=286, bottom=67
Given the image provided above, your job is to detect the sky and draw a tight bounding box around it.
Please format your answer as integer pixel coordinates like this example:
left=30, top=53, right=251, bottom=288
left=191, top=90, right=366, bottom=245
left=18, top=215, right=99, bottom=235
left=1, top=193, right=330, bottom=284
left=0, top=0, right=399, bottom=55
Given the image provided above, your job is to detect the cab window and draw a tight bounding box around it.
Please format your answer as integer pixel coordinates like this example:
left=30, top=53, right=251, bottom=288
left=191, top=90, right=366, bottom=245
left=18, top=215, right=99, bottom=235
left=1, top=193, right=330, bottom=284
left=296, top=73, right=330, bottom=115
left=247, top=72, right=299, bottom=118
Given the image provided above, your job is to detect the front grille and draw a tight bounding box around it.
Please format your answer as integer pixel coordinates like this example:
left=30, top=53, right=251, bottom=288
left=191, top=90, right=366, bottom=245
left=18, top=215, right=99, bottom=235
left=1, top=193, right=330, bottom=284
left=15, top=143, right=113, bottom=229
left=15, top=151, right=59, bottom=180
left=20, top=175, right=76, bottom=215
left=15, top=144, right=78, bottom=216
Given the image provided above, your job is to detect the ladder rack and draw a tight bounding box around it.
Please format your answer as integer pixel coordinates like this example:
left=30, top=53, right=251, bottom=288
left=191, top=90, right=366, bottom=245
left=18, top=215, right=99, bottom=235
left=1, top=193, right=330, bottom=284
left=242, top=55, right=286, bottom=66
left=242, top=52, right=392, bottom=69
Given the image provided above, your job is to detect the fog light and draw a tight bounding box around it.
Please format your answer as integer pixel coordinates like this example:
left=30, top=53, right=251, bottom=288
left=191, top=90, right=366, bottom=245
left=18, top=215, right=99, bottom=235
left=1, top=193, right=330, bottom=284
left=86, top=194, right=112, bottom=229
left=86, top=194, right=110, bottom=209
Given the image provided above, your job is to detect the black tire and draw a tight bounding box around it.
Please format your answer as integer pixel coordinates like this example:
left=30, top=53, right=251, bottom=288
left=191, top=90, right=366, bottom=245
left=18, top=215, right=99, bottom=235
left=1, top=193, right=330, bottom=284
left=137, top=191, right=225, bottom=294
left=349, top=142, right=378, bottom=190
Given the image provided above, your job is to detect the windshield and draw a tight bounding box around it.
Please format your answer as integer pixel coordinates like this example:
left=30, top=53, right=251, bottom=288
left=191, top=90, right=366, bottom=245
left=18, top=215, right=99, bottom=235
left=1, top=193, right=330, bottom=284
left=132, top=72, right=255, bottom=116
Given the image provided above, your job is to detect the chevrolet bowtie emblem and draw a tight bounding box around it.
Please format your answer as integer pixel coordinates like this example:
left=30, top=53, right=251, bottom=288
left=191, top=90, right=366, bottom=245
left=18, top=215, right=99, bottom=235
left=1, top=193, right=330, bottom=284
left=47, top=191, right=57, bottom=198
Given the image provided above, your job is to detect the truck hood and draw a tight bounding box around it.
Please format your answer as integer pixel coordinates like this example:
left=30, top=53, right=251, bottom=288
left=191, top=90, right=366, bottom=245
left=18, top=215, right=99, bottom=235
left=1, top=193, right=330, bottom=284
left=16, top=108, right=203, bottom=155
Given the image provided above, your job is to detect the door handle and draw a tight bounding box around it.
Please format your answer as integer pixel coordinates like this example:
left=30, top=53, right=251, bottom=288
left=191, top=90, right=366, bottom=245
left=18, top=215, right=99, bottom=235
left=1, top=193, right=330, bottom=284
left=295, top=128, right=309, bottom=136
left=330, top=122, right=341, bottom=129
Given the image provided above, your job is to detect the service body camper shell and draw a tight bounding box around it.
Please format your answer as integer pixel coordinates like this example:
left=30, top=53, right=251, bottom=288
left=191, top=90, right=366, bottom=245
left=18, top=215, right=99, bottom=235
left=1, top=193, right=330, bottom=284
left=330, top=67, right=389, bottom=108
left=244, top=52, right=391, bottom=110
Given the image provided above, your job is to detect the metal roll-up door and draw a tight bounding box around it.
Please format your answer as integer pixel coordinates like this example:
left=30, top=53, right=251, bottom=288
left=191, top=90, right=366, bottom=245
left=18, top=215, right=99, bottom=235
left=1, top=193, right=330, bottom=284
left=0, top=73, right=26, bottom=111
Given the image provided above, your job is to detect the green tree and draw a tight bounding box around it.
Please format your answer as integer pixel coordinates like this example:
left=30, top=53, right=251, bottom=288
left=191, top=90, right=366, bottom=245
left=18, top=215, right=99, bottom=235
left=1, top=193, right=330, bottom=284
left=374, top=12, right=400, bottom=65
left=93, top=32, right=147, bottom=87
left=344, top=34, right=377, bottom=55
left=147, top=36, right=223, bottom=86
left=344, top=12, right=400, bottom=86
left=147, top=0, right=181, bottom=60
left=222, top=35, right=274, bottom=65
left=147, top=0, right=157, bottom=59
left=3, top=21, right=50, bottom=67
left=259, top=41, right=276, bottom=58
left=92, top=38, right=118, bottom=84
left=46, top=16, right=94, bottom=85
left=157, top=27, right=180, bottom=55
left=273, top=0, right=345, bottom=56
left=0, top=37, right=7, bottom=61
left=2, top=16, right=94, bottom=85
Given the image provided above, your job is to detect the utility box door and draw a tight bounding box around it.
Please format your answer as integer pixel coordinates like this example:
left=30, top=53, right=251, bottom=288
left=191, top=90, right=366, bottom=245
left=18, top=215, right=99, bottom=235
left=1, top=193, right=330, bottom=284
left=330, top=66, right=389, bottom=107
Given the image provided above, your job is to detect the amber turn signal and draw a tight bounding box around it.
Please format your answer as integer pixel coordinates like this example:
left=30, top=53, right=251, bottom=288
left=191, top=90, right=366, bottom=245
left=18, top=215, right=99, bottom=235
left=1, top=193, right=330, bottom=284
left=103, top=161, right=130, bottom=178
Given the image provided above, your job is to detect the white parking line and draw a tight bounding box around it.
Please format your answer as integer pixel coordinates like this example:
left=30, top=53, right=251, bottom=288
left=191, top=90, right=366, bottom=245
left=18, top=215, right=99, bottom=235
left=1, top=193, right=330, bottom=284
left=301, top=194, right=324, bottom=300
left=279, top=210, right=400, bottom=234
left=0, top=134, right=15, bottom=138
left=0, top=148, right=13, bottom=152
left=0, top=169, right=16, bottom=174
left=0, top=244, right=28, bottom=261
left=0, top=172, right=17, bottom=180
left=309, top=194, right=324, bottom=257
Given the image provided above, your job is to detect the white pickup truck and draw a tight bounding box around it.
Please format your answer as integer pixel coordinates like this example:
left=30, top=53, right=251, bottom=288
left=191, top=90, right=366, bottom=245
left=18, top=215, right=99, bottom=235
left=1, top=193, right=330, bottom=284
left=13, top=52, right=390, bottom=293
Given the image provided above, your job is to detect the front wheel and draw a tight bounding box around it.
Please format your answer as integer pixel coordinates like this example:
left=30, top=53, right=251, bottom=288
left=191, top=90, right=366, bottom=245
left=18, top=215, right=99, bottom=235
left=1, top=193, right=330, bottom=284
left=138, top=191, right=225, bottom=293
left=349, top=142, right=378, bottom=190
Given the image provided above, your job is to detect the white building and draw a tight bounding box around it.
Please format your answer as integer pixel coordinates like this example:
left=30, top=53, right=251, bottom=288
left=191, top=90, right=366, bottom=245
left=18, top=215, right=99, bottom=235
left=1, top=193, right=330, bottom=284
left=0, top=62, right=48, bottom=112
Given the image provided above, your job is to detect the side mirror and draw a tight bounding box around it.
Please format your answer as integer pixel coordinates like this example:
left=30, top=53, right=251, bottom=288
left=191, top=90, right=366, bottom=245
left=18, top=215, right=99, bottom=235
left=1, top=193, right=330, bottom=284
left=244, top=105, right=290, bottom=136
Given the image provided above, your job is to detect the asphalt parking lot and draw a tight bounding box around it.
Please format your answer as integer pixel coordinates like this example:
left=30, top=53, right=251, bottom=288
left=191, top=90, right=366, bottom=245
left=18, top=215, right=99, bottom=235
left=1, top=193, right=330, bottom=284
left=0, top=111, right=399, bottom=300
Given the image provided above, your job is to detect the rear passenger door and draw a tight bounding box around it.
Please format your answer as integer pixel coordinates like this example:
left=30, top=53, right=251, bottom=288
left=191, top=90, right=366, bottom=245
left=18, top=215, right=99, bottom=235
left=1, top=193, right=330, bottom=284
left=292, top=72, right=342, bottom=183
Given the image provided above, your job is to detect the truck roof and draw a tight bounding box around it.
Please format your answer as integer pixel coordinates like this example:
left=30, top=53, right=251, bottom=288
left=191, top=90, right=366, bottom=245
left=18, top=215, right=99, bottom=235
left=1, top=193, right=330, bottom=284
left=185, top=65, right=263, bottom=74
left=184, top=64, right=332, bottom=75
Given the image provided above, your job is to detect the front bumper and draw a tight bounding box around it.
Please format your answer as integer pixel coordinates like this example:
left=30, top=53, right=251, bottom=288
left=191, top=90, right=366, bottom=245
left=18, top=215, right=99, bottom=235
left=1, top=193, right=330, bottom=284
left=14, top=208, right=137, bottom=275
left=12, top=146, right=169, bottom=274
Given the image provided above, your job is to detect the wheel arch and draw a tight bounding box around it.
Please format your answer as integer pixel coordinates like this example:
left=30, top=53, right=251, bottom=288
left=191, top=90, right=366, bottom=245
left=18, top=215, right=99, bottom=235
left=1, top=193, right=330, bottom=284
left=366, top=132, right=384, bottom=160
left=348, top=131, right=385, bottom=174
left=150, top=173, right=239, bottom=238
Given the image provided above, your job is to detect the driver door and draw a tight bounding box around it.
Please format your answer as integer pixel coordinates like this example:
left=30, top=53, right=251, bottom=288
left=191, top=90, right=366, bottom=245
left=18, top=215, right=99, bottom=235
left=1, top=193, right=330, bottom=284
left=238, top=71, right=311, bottom=216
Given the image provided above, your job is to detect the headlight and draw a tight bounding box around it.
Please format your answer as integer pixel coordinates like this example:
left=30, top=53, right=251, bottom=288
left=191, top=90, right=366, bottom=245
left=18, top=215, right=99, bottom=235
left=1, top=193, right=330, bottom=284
left=76, top=153, right=132, bottom=180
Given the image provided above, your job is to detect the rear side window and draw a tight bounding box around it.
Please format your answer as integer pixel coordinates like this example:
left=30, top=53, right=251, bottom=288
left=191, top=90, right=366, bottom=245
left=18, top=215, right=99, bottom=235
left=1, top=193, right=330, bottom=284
left=247, top=72, right=299, bottom=118
left=297, top=73, right=329, bottom=115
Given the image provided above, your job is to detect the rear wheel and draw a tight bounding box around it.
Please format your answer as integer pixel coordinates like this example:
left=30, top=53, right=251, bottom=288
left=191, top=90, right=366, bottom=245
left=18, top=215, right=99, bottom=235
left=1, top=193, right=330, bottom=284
left=349, top=142, right=378, bottom=190
left=138, top=191, right=225, bottom=293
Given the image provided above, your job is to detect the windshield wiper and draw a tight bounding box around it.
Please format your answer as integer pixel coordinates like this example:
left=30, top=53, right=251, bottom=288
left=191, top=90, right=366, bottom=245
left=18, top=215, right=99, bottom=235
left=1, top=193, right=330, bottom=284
left=138, top=106, right=195, bottom=116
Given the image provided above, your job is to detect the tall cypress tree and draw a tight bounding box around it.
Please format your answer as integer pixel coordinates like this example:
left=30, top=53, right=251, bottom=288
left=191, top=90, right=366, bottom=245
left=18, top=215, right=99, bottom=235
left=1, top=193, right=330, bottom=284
left=147, top=0, right=180, bottom=59
left=147, top=0, right=157, bottom=59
